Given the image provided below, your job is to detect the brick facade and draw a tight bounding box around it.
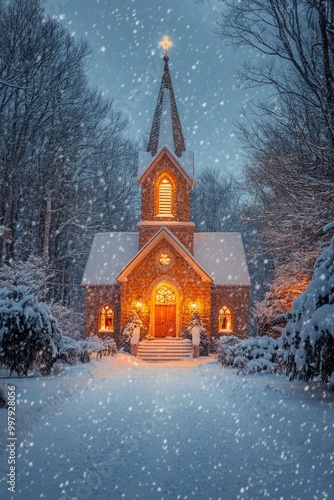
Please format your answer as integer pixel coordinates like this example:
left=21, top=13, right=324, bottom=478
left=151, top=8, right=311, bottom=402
left=210, top=285, right=249, bottom=339
left=119, top=238, right=211, bottom=335
left=137, top=222, right=195, bottom=254
left=83, top=285, right=121, bottom=343
left=82, top=55, right=250, bottom=345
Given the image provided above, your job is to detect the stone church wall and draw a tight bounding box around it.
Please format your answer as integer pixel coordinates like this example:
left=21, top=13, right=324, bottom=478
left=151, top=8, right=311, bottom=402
left=119, top=238, right=211, bottom=335
left=83, top=285, right=121, bottom=344
left=210, top=285, right=250, bottom=339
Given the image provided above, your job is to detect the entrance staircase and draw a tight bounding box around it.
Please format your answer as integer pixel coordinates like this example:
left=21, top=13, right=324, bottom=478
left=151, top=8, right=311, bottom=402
left=137, top=337, right=192, bottom=362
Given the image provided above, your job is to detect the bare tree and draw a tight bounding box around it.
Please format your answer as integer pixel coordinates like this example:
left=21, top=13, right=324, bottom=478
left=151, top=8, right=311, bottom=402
left=191, top=168, right=241, bottom=232
left=0, top=0, right=138, bottom=307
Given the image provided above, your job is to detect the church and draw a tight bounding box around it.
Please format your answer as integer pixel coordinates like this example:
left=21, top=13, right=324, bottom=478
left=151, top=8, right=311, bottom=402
left=82, top=37, right=250, bottom=353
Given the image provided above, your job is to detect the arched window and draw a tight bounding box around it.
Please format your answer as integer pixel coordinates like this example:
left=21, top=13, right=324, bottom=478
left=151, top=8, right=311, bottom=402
left=158, top=177, right=172, bottom=215
left=99, top=305, right=114, bottom=331
left=219, top=305, right=232, bottom=332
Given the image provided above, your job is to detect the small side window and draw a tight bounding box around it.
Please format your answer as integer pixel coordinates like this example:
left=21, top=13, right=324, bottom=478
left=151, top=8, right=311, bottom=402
left=219, top=305, right=232, bottom=332
left=99, top=305, right=114, bottom=332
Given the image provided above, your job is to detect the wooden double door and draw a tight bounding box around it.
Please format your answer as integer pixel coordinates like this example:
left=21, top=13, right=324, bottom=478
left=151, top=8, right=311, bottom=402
left=155, top=304, right=176, bottom=337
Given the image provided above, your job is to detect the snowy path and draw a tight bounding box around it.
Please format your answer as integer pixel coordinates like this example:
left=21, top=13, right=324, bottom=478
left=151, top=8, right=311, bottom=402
left=2, top=355, right=334, bottom=499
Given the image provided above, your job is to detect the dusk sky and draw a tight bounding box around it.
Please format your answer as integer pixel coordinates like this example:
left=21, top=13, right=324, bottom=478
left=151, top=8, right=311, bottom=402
left=45, top=0, right=259, bottom=175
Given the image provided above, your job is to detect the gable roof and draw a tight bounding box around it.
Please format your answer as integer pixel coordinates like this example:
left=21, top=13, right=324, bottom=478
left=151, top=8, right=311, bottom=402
left=147, top=55, right=185, bottom=157
left=117, top=227, right=212, bottom=283
left=81, top=230, right=250, bottom=287
left=81, top=232, right=138, bottom=285
left=194, top=232, right=250, bottom=286
left=138, top=146, right=194, bottom=187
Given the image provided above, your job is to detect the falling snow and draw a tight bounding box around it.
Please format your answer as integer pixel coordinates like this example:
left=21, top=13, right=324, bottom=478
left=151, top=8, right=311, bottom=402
left=1, top=355, right=333, bottom=499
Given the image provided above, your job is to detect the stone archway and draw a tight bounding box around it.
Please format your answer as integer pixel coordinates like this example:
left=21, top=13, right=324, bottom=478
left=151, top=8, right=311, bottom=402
left=147, top=277, right=183, bottom=337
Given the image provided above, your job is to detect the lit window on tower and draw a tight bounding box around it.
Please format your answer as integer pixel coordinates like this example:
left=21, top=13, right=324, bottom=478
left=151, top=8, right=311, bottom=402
left=158, top=177, right=172, bottom=215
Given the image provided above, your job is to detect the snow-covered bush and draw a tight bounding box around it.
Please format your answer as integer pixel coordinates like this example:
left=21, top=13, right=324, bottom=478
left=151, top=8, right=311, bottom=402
left=121, top=312, right=145, bottom=353
left=77, top=335, right=103, bottom=363
left=59, top=335, right=117, bottom=365
left=0, top=286, right=63, bottom=376
left=0, top=255, right=53, bottom=301
left=217, top=335, right=283, bottom=374
left=282, top=236, right=334, bottom=388
left=48, top=301, right=83, bottom=340
left=59, top=336, right=81, bottom=365
left=181, top=313, right=209, bottom=356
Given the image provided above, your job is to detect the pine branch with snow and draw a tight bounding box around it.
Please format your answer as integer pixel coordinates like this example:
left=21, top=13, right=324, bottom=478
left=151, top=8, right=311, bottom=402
left=0, top=255, right=53, bottom=301
left=217, top=335, right=283, bottom=374
left=121, top=312, right=145, bottom=353
left=282, top=236, right=334, bottom=388
left=0, top=286, right=63, bottom=376
left=181, top=313, right=209, bottom=356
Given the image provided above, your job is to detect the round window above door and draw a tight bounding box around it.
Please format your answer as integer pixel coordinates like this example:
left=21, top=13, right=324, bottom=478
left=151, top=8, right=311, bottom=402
left=155, top=250, right=174, bottom=271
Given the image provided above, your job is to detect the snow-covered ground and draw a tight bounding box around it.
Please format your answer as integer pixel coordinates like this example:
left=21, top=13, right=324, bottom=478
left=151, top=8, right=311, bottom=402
left=1, top=354, right=334, bottom=499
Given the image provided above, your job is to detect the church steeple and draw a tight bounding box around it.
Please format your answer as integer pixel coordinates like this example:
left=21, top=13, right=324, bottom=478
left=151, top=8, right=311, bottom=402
left=147, top=37, right=186, bottom=157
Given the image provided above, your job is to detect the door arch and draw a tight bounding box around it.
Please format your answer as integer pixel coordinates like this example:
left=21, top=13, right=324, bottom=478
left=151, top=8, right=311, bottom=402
left=148, top=278, right=182, bottom=337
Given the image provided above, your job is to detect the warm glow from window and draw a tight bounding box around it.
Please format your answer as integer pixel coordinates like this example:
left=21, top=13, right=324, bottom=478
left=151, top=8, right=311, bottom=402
left=155, top=284, right=176, bottom=304
left=99, top=305, right=114, bottom=331
left=159, top=252, right=171, bottom=266
left=219, top=305, right=232, bottom=331
left=158, top=178, right=172, bottom=215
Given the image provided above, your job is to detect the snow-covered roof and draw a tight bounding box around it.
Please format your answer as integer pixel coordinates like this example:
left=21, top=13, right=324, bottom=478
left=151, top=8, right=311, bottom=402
left=117, top=227, right=212, bottom=284
left=138, top=146, right=194, bottom=185
left=81, top=232, right=138, bottom=285
left=82, top=230, right=250, bottom=287
left=194, top=232, right=250, bottom=286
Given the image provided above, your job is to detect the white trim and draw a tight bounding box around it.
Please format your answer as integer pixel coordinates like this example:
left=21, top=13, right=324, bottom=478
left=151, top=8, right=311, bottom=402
left=116, top=227, right=212, bottom=284
left=138, top=147, right=194, bottom=187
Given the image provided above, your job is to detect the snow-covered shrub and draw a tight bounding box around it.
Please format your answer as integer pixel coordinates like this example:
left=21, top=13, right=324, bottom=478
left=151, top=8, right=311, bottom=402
left=121, top=312, right=145, bottom=353
left=181, top=313, right=209, bottom=356
left=48, top=301, right=83, bottom=340
left=59, top=335, right=117, bottom=365
left=77, top=335, right=103, bottom=363
left=217, top=335, right=283, bottom=374
left=282, top=236, right=334, bottom=388
left=59, top=336, right=80, bottom=365
left=0, top=286, right=63, bottom=376
left=0, top=255, right=53, bottom=301
left=217, top=335, right=242, bottom=367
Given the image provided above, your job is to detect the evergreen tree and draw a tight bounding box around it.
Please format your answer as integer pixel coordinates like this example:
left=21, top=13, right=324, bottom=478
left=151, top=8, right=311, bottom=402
left=181, top=313, right=209, bottom=356
left=121, top=312, right=145, bottom=353
left=0, top=286, right=63, bottom=376
left=283, top=234, right=334, bottom=387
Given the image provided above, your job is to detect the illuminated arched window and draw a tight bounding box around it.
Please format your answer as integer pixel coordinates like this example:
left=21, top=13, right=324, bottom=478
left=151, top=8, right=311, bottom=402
left=158, top=177, right=172, bottom=215
left=155, top=284, right=176, bottom=304
left=219, top=305, right=232, bottom=332
left=99, top=305, right=114, bottom=331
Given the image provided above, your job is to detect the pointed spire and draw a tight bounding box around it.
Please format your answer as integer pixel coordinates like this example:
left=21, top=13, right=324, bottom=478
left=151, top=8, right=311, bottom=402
left=147, top=38, right=186, bottom=157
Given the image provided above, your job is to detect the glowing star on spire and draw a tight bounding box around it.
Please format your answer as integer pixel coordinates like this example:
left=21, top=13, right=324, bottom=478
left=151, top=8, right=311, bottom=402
left=159, top=35, right=173, bottom=56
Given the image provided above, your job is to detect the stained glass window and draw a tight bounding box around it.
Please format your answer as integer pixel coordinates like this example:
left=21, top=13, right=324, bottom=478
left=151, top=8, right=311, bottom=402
left=155, top=285, right=176, bottom=304
left=99, top=305, right=114, bottom=331
left=159, top=252, right=171, bottom=266
left=219, top=305, right=232, bottom=331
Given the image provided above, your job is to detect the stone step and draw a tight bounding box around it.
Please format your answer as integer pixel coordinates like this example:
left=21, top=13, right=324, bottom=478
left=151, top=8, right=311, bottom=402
left=137, top=338, right=193, bottom=362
